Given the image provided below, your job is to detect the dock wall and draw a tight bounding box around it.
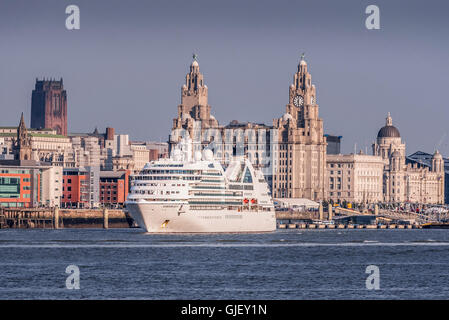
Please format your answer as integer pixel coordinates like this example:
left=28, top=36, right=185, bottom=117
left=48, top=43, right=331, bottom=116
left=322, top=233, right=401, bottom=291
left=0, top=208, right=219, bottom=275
left=0, top=208, right=133, bottom=229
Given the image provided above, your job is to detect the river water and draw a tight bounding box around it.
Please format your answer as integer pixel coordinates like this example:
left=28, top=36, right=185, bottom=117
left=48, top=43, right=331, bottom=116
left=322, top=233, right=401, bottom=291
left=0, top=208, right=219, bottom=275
left=0, top=228, right=448, bottom=299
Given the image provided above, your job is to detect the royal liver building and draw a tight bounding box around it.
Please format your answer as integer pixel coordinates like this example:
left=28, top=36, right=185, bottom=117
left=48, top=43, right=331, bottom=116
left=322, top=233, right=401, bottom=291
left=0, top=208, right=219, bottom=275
left=170, top=55, right=275, bottom=187
left=272, top=55, right=327, bottom=201
left=170, top=55, right=327, bottom=201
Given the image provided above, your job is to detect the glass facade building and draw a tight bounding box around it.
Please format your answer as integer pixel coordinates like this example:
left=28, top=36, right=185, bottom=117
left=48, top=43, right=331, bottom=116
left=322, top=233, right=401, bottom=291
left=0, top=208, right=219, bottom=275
left=0, top=168, right=37, bottom=208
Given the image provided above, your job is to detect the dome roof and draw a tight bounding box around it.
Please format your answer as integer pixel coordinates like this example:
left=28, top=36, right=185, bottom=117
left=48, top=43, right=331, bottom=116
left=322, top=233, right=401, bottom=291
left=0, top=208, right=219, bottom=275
left=377, top=125, right=400, bottom=138
left=377, top=112, right=400, bottom=138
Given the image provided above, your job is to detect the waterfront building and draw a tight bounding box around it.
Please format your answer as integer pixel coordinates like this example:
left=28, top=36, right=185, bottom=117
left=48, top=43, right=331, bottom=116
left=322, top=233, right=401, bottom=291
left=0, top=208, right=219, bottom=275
left=170, top=55, right=330, bottom=200
left=406, top=151, right=449, bottom=204
left=372, top=113, right=444, bottom=204
left=272, top=55, right=327, bottom=200
left=326, top=152, right=384, bottom=204
left=31, top=78, right=68, bottom=136
left=171, top=55, right=219, bottom=136
left=61, top=166, right=99, bottom=208
left=99, top=170, right=129, bottom=207
left=0, top=116, right=63, bottom=208
left=0, top=161, right=62, bottom=208
left=169, top=56, right=274, bottom=186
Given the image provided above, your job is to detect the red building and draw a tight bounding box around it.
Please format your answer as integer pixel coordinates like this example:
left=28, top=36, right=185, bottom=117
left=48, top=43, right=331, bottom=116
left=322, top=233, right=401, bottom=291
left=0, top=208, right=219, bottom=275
left=99, top=170, right=129, bottom=207
left=62, top=168, right=89, bottom=208
left=31, top=78, right=68, bottom=136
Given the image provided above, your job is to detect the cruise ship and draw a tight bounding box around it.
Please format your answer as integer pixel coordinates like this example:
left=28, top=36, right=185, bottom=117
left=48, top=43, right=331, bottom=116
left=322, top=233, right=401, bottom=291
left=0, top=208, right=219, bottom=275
left=125, top=138, right=276, bottom=233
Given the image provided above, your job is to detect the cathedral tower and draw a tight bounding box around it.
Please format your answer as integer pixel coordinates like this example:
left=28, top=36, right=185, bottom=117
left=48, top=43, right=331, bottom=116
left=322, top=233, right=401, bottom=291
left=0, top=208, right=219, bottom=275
left=31, top=78, right=68, bottom=136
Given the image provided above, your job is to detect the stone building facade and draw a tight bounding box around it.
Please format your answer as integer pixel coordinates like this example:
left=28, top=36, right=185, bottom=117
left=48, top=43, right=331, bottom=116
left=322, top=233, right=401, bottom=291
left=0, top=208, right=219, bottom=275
left=169, top=55, right=327, bottom=199
left=373, top=113, right=444, bottom=204
left=169, top=56, right=275, bottom=186
left=271, top=56, right=327, bottom=200
left=1, top=121, right=73, bottom=166
left=325, top=113, right=445, bottom=205
left=326, top=153, right=384, bottom=204
left=1, top=118, right=154, bottom=174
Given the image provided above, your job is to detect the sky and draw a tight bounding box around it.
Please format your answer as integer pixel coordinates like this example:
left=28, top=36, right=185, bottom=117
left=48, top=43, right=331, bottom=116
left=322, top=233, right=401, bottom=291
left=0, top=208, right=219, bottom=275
left=0, top=0, right=448, bottom=155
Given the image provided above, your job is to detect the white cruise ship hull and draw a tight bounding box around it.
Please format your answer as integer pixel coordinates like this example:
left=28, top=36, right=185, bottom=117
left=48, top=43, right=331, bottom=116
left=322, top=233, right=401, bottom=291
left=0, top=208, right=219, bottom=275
left=126, top=202, right=276, bottom=233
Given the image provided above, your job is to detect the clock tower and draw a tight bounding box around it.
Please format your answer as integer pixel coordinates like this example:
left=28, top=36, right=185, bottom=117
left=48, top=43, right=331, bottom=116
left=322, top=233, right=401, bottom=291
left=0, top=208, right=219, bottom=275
left=273, top=54, right=326, bottom=200
left=286, top=53, right=318, bottom=129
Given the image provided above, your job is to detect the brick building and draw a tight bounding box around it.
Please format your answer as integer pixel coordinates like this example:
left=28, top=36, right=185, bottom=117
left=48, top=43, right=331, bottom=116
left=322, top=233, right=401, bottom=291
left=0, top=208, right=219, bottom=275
left=31, top=78, right=68, bottom=136
left=62, top=167, right=99, bottom=208
left=99, top=170, right=129, bottom=207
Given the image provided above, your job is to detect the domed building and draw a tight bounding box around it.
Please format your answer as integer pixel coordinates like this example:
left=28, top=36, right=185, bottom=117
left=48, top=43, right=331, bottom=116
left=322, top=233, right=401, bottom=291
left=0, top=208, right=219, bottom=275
left=372, top=112, right=405, bottom=161
left=372, top=113, right=444, bottom=204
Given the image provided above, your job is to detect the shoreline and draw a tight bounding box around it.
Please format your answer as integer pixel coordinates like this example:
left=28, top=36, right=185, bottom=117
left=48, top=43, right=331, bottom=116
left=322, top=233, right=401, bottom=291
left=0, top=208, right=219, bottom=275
left=1, top=208, right=446, bottom=230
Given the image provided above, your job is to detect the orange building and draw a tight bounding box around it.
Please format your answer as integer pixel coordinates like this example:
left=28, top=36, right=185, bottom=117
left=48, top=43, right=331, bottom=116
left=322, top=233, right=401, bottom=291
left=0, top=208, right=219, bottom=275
left=0, top=168, right=36, bottom=208
left=62, top=168, right=90, bottom=208
left=99, top=170, right=129, bottom=207
left=0, top=161, right=62, bottom=208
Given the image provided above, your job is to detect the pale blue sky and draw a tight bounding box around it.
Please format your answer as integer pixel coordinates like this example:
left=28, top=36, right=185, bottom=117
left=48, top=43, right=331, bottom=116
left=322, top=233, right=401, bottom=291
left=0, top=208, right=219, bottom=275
left=0, top=0, right=448, bottom=154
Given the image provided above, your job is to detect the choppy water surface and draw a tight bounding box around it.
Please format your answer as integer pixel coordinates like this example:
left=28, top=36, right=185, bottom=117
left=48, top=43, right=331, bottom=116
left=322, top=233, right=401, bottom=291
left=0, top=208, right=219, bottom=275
left=0, top=228, right=448, bottom=299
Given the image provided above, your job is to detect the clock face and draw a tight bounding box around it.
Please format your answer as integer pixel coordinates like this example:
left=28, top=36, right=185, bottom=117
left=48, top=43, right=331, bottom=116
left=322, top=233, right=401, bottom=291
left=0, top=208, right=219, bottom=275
left=293, top=95, right=304, bottom=107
